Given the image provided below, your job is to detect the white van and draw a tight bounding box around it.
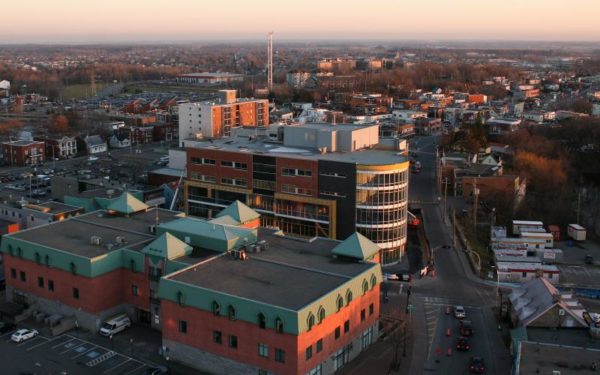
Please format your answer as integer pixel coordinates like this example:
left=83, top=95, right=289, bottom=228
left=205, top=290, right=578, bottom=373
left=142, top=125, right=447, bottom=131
left=99, top=314, right=131, bottom=336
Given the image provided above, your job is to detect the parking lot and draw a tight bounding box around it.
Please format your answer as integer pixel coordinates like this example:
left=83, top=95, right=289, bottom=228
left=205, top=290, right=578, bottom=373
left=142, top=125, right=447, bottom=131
left=0, top=329, right=157, bottom=374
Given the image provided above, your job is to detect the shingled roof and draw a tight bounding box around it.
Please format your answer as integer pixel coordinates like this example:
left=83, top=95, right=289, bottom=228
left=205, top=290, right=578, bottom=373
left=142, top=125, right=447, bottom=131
left=331, top=232, right=380, bottom=261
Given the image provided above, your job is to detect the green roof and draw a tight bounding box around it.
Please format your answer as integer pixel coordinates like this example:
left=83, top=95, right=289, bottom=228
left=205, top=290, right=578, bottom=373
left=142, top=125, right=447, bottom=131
left=157, top=217, right=257, bottom=252
left=141, top=233, right=192, bottom=260
left=215, top=200, right=260, bottom=223
left=107, top=192, right=149, bottom=214
left=331, top=232, right=380, bottom=260
left=209, top=215, right=241, bottom=226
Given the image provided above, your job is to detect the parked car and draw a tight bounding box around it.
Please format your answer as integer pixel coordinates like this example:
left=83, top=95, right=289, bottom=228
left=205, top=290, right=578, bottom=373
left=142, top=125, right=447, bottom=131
left=469, top=357, right=485, bottom=373
left=456, top=337, right=471, bottom=352
left=384, top=273, right=399, bottom=281
left=11, top=328, right=39, bottom=343
left=460, top=320, right=473, bottom=336
left=99, top=314, right=131, bottom=336
left=454, top=306, right=466, bottom=319
left=0, top=321, right=15, bottom=334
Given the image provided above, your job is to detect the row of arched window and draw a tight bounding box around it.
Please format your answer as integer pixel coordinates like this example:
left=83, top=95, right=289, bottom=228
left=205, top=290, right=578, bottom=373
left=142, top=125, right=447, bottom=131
left=306, top=273, right=378, bottom=331
left=174, top=294, right=287, bottom=334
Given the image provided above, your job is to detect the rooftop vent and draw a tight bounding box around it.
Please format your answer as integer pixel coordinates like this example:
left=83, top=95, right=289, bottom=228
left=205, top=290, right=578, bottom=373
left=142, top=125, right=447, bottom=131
left=90, top=236, right=102, bottom=246
left=115, top=236, right=126, bottom=245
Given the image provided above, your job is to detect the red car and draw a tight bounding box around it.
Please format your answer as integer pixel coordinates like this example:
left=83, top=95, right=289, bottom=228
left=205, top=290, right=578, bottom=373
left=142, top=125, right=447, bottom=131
left=469, top=357, right=485, bottom=373
left=456, top=337, right=470, bottom=352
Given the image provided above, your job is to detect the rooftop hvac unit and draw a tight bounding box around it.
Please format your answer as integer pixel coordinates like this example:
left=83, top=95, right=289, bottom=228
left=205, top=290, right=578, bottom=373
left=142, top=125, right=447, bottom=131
left=258, top=240, right=269, bottom=250
left=148, top=225, right=156, bottom=234
left=106, top=243, right=114, bottom=251
left=115, top=236, right=126, bottom=244
left=90, top=236, right=102, bottom=246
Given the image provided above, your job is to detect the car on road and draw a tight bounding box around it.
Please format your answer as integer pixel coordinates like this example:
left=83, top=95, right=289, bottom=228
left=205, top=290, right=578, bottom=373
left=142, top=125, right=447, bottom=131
left=11, top=328, right=39, bottom=343
left=88, top=156, right=99, bottom=161
left=454, top=305, right=466, bottom=319
left=0, top=321, right=15, bottom=334
left=384, top=273, right=399, bottom=281
left=460, top=320, right=473, bottom=336
left=456, top=337, right=471, bottom=352
left=469, top=356, right=485, bottom=373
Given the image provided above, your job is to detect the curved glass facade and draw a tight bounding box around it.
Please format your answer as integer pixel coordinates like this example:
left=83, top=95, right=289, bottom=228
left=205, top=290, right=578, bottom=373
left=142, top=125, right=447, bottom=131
left=356, top=166, right=409, bottom=265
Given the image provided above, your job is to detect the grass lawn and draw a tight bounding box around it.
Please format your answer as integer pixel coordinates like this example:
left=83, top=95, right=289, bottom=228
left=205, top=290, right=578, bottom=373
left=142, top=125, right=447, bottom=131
left=459, top=218, right=493, bottom=277
left=61, top=83, right=111, bottom=100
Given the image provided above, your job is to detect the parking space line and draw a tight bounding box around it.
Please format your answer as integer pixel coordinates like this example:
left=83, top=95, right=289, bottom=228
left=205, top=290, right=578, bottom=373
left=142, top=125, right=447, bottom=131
left=16, top=336, right=48, bottom=347
left=27, top=336, right=62, bottom=351
left=59, top=341, right=85, bottom=355
left=71, top=346, right=98, bottom=359
left=103, top=358, right=132, bottom=374
left=0, top=330, right=16, bottom=338
left=125, top=363, right=145, bottom=375
left=51, top=337, right=75, bottom=349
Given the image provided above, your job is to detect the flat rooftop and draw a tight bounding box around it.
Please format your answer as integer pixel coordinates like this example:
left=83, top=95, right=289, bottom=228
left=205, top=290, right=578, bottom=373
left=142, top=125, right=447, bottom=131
left=10, top=208, right=182, bottom=258
left=167, top=228, right=378, bottom=311
left=185, top=135, right=407, bottom=166
left=518, top=340, right=600, bottom=374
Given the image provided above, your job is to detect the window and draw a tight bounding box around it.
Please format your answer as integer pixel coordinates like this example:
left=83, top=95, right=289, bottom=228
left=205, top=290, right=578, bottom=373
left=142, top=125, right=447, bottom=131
left=213, top=330, right=222, bottom=344
left=10, top=268, right=16, bottom=279
left=258, top=343, right=269, bottom=357
left=178, top=320, right=187, bottom=334
left=307, top=313, right=315, bottom=331
left=258, top=370, right=268, bottom=375
left=320, top=171, right=346, bottom=178
left=316, top=339, right=323, bottom=353
left=282, top=168, right=312, bottom=177
left=275, top=348, right=285, bottom=363
left=19, top=271, right=26, bottom=282
left=305, top=345, right=313, bottom=360
left=361, top=309, right=366, bottom=322
left=48, top=280, right=54, bottom=292
left=132, top=285, right=139, bottom=296
left=307, top=364, right=323, bottom=375
left=228, top=335, right=238, bottom=349
left=335, top=326, right=341, bottom=340
left=362, top=280, right=369, bottom=295
left=72, top=288, right=79, bottom=300
left=191, top=157, right=215, bottom=165
left=258, top=313, right=266, bottom=329
left=336, top=295, right=344, bottom=312
left=317, top=306, right=326, bottom=324
left=221, top=178, right=247, bottom=187
left=275, top=318, right=284, bottom=333
left=37, top=277, right=44, bottom=288
left=212, top=301, right=221, bottom=315
left=221, top=161, right=247, bottom=170
left=177, top=291, right=184, bottom=306
left=228, top=305, right=236, bottom=321
left=345, top=289, right=353, bottom=306
left=522, top=272, right=527, bottom=278
left=370, top=274, right=377, bottom=289
left=344, top=320, right=350, bottom=333
left=321, top=191, right=346, bottom=198
left=281, top=183, right=311, bottom=196
left=369, top=303, right=374, bottom=316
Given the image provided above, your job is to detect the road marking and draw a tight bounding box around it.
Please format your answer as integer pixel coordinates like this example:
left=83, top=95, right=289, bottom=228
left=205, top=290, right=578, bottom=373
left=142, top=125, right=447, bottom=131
left=0, top=330, right=16, bottom=338
left=51, top=337, right=75, bottom=349
left=125, top=363, right=145, bottom=374
left=16, top=336, right=47, bottom=347
left=71, top=346, right=98, bottom=359
left=103, top=358, right=132, bottom=374
left=59, top=341, right=86, bottom=355
left=26, top=336, right=62, bottom=351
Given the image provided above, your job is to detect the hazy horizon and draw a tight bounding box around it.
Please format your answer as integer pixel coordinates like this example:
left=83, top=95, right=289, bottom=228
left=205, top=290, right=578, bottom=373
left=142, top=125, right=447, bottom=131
left=1, top=0, right=600, bottom=44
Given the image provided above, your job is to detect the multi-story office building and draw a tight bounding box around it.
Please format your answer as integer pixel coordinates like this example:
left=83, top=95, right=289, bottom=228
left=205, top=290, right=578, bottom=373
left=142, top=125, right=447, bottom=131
left=178, top=90, right=269, bottom=142
left=183, top=123, right=409, bottom=264
left=1, top=193, right=382, bottom=375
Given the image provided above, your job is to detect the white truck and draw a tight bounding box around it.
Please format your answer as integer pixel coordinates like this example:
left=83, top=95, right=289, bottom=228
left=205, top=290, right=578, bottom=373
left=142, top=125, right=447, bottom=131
left=568, top=224, right=586, bottom=241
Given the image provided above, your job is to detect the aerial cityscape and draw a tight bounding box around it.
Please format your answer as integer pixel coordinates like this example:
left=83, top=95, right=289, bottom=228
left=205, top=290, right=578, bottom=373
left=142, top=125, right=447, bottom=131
left=1, top=1, right=600, bottom=374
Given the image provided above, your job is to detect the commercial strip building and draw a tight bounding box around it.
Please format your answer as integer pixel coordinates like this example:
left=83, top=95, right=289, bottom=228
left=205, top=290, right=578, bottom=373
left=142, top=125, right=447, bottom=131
left=182, top=123, right=409, bottom=265
left=1, top=193, right=382, bottom=375
left=176, top=72, right=244, bottom=86
left=178, top=90, right=269, bottom=141
left=0, top=140, right=46, bottom=166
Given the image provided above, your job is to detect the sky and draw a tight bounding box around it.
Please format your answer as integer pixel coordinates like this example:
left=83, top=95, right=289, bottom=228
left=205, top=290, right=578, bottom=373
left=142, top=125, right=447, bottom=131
left=1, top=0, right=599, bottom=43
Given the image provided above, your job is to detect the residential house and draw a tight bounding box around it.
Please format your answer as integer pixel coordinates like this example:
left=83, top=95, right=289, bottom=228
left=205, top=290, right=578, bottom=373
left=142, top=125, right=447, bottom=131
left=83, top=135, right=107, bottom=154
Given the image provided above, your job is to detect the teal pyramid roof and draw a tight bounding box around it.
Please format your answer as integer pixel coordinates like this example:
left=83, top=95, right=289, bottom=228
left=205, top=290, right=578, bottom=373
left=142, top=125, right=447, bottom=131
left=107, top=192, right=149, bottom=214
left=215, top=200, right=260, bottom=223
left=141, top=232, right=192, bottom=260
left=331, top=232, right=380, bottom=261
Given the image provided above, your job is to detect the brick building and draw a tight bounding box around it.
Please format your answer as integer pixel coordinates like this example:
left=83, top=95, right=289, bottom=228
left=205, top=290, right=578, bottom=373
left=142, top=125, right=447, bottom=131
left=178, top=90, right=269, bottom=142
left=0, top=140, right=45, bottom=166
left=1, top=193, right=382, bottom=375
left=182, top=123, right=410, bottom=265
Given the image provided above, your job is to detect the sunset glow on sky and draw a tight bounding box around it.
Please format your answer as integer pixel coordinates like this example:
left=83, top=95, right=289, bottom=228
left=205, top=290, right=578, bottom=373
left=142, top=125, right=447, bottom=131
left=1, top=0, right=599, bottom=43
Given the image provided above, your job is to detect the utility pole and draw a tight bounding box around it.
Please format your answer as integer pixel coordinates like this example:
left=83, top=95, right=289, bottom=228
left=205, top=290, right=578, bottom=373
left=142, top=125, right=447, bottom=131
left=577, top=190, right=581, bottom=225
left=443, top=177, right=448, bottom=224
left=452, top=207, right=457, bottom=248
left=473, top=178, right=479, bottom=229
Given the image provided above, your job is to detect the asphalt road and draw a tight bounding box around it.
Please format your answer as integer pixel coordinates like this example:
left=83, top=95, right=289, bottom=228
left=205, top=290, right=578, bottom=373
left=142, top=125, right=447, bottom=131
left=398, top=136, right=512, bottom=375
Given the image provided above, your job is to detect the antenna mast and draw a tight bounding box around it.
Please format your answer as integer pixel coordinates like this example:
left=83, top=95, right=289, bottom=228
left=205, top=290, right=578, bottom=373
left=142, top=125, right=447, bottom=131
left=267, top=32, right=273, bottom=91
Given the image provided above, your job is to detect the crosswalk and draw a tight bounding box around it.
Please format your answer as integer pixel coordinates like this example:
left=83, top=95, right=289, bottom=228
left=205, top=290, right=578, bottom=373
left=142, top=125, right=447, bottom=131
left=423, top=296, right=450, bottom=304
